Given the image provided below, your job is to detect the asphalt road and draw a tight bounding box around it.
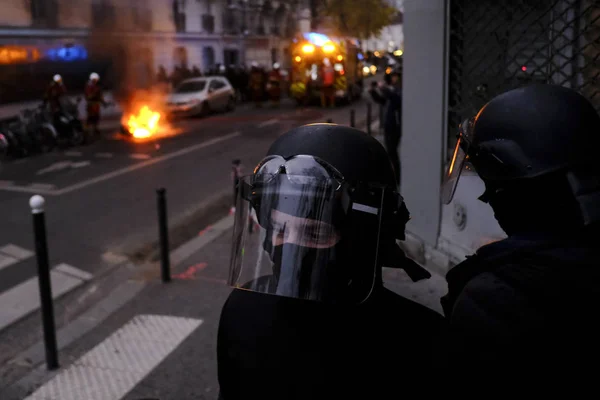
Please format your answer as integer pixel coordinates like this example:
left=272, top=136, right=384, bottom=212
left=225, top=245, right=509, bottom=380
left=0, top=98, right=371, bottom=310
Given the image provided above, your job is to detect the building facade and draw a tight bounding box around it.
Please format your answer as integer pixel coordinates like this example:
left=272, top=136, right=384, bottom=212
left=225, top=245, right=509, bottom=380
left=0, top=0, right=302, bottom=103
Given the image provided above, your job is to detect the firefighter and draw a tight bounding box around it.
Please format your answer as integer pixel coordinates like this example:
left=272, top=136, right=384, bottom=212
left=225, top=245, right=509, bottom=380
left=249, top=62, right=265, bottom=108
left=43, top=74, right=67, bottom=121
left=321, top=57, right=335, bottom=108
left=84, top=72, right=107, bottom=137
left=267, top=62, right=282, bottom=107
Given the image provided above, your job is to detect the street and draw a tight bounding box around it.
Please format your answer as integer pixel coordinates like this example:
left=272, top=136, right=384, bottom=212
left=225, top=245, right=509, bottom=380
left=0, top=96, right=379, bottom=377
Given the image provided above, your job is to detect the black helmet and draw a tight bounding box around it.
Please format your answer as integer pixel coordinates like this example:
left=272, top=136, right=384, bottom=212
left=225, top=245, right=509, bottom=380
left=229, top=124, right=430, bottom=304
left=442, top=84, right=600, bottom=226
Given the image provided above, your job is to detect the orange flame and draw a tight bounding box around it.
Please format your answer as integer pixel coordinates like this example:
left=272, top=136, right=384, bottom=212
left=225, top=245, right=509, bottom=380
left=127, top=105, right=161, bottom=139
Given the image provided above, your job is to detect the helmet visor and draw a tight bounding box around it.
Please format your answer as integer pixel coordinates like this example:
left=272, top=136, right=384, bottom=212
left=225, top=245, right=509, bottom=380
left=229, top=156, right=386, bottom=304
left=441, top=118, right=474, bottom=204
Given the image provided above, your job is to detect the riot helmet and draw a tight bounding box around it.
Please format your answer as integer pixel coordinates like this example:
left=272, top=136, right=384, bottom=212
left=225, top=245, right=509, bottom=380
left=442, top=84, right=600, bottom=232
left=229, top=124, right=430, bottom=304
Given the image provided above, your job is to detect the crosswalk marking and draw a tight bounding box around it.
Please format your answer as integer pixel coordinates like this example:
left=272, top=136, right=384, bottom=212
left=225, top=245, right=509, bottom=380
left=0, top=244, right=34, bottom=271
left=0, top=264, right=93, bottom=332
left=24, top=315, right=203, bottom=400
left=28, top=183, right=56, bottom=191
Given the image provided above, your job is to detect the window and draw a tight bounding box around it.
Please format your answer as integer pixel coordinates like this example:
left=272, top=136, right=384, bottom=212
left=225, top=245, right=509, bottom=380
left=202, top=14, right=215, bottom=33
left=210, top=79, right=225, bottom=90
left=31, top=0, right=58, bottom=28
left=175, top=80, right=207, bottom=93
left=173, top=0, right=186, bottom=32
left=92, top=0, right=116, bottom=29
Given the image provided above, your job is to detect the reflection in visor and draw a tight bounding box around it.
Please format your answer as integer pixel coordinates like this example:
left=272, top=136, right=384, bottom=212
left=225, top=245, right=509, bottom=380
left=253, top=154, right=344, bottom=186
left=441, top=118, right=474, bottom=205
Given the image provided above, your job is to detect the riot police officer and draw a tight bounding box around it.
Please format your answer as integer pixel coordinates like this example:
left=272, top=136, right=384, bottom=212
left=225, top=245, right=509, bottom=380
left=218, top=124, right=444, bottom=399
left=440, top=84, right=600, bottom=375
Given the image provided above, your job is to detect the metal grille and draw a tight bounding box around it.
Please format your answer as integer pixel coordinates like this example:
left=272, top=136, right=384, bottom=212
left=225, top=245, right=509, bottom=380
left=447, top=0, right=600, bottom=158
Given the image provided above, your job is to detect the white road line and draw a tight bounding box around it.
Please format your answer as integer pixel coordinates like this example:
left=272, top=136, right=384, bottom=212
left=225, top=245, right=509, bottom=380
left=28, top=183, right=57, bottom=191
left=0, top=131, right=241, bottom=196
left=0, top=253, right=19, bottom=270
left=55, top=263, right=93, bottom=281
left=0, top=265, right=91, bottom=332
left=64, top=151, right=83, bottom=157
left=52, top=131, right=241, bottom=196
left=130, top=153, right=151, bottom=160
left=95, top=152, right=113, bottom=158
left=0, top=184, right=56, bottom=195
left=71, top=161, right=91, bottom=168
left=0, top=243, right=34, bottom=260
left=24, top=315, right=203, bottom=400
left=36, top=161, right=72, bottom=175
left=257, top=118, right=279, bottom=128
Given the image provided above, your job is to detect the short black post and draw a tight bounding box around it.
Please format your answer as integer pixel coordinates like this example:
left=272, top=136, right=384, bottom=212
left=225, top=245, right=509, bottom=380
left=157, top=188, right=171, bottom=283
left=327, top=118, right=333, bottom=123
left=30, top=195, right=59, bottom=371
left=366, top=103, right=372, bottom=135
left=350, top=109, right=356, bottom=128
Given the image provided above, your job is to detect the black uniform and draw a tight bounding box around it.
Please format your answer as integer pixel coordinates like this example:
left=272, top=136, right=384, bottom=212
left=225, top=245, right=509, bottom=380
left=218, top=124, right=445, bottom=399
left=440, top=84, right=600, bottom=379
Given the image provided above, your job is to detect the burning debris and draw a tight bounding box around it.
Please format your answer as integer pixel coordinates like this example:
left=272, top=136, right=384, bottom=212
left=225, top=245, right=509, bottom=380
left=125, top=105, right=161, bottom=138
left=119, top=89, right=172, bottom=140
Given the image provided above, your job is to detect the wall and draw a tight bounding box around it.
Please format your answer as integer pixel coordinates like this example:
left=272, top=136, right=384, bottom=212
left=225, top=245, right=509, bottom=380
left=0, top=0, right=32, bottom=27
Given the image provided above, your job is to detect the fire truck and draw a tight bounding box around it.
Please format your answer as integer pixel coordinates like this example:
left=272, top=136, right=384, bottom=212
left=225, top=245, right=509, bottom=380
left=289, top=32, right=364, bottom=105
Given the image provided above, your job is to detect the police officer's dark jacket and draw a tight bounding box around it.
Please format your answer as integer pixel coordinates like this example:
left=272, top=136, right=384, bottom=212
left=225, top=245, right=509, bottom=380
left=441, top=223, right=600, bottom=375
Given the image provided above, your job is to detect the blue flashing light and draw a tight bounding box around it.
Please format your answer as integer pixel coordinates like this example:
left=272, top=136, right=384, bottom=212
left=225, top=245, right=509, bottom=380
left=46, top=45, right=88, bottom=62
left=357, top=53, right=365, bottom=60
left=302, top=32, right=331, bottom=47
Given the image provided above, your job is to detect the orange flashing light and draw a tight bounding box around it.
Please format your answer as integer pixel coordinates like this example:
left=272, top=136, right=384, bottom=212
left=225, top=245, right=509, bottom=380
left=302, top=44, right=315, bottom=54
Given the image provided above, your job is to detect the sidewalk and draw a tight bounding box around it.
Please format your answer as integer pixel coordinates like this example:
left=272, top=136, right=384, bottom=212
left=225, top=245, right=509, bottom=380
left=0, top=212, right=447, bottom=400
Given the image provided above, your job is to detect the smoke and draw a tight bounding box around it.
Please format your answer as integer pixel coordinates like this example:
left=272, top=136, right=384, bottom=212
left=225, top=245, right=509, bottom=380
left=86, top=1, right=171, bottom=108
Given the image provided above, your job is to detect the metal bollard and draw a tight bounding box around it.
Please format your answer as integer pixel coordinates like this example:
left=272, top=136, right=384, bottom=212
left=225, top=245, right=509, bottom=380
left=327, top=118, right=333, bottom=123
left=30, top=195, right=59, bottom=371
left=366, top=103, right=372, bottom=136
left=157, top=188, right=171, bottom=283
left=350, top=109, right=356, bottom=128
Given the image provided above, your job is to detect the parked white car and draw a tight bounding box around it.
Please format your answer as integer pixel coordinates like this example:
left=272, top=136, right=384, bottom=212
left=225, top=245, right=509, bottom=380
left=166, top=77, right=236, bottom=117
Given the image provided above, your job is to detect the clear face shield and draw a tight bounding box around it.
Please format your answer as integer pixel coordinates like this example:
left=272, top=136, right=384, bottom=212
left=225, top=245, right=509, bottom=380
left=229, top=155, right=387, bottom=304
left=441, top=118, right=475, bottom=205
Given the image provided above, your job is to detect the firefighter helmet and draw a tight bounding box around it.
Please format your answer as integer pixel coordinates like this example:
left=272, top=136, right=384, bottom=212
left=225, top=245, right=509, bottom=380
left=53, top=74, right=62, bottom=83
left=90, top=72, right=100, bottom=81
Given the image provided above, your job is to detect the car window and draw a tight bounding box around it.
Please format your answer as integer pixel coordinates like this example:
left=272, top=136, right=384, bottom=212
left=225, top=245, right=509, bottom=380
left=175, top=80, right=207, bottom=93
left=212, top=80, right=226, bottom=89
left=209, top=80, right=220, bottom=89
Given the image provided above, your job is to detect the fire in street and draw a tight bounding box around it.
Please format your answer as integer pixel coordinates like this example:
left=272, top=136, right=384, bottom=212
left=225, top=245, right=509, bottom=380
left=126, top=105, right=161, bottom=139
